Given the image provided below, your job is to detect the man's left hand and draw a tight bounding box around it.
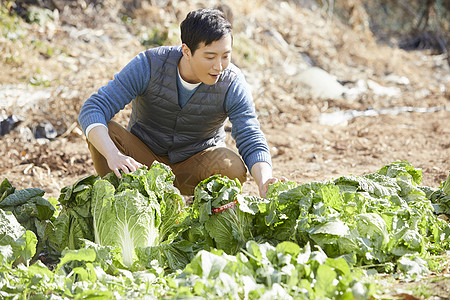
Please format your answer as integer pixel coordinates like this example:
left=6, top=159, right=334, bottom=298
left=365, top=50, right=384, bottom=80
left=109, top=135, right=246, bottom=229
left=259, top=176, right=288, bottom=198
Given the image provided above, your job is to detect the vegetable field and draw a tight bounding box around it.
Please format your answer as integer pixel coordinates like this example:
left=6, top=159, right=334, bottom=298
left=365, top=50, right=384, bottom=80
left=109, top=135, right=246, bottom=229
left=1, top=161, right=450, bottom=299
left=1, top=0, right=449, bottom=298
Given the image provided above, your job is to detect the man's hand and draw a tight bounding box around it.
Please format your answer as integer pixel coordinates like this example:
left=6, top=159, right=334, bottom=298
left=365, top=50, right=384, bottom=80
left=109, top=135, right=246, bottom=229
left=88, top=125, right=143, bottom=178
left=251, top=161, right=287, bottom=198
left=105, top=151, right=143, bottom=178
left=258, top=176, right=288, bottom=198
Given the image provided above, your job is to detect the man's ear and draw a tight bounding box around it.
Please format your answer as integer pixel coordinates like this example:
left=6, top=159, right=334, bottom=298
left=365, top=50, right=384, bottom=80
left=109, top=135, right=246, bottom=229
left=181, top=44, right=192, bottom=59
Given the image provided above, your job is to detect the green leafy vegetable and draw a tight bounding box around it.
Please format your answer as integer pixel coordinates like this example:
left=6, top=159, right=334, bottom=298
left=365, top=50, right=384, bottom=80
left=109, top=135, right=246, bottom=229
left=91, top=162, right=187, bottom=269
left=0, top=180, right=55, bottom=265
left=258, top=161, right=450, bottom=270
left=0, top=208, right=37, bottom=266
left=187, top=175, right=255, bottom=255
left=52, top=174, right=99, bottom=251
left=1, top=161, right=449, bottom=299
left=422, top=172, right=450, bottom=215
left=92, top=180, right=161, bottom=268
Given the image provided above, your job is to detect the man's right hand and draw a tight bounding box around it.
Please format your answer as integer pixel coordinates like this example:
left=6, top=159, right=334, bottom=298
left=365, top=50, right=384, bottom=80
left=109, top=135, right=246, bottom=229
left=105, top=151, right=143, bottom=178
left=88, top=125, right=143, bottom=178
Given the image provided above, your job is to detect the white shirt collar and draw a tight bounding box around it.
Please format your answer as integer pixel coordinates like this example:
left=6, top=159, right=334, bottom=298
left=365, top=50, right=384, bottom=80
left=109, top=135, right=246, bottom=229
left=178, top=67, right=201, bottom=91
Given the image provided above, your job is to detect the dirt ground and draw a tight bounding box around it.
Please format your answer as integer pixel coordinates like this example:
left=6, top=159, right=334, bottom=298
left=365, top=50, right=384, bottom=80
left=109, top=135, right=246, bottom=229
left=0, top=0, right=449, bottom=298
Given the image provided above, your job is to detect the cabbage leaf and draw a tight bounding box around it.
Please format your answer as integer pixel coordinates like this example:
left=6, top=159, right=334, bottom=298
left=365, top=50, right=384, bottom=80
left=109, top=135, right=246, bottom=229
left=92, top=178, right=161, bottom=268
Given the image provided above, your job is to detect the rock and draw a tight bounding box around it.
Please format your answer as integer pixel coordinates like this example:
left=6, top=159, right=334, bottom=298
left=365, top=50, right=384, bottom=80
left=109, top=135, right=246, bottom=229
left=385, top=74, right=410, bottom=85
left=0, top=114, right=23, bottom=136
left=367, top=79, right=401, bottom=97
left=296, top=67, right=345, bottom=99
left=343, top=79, right=368, bottom=101
left=32, top=122, right=58, bottom=139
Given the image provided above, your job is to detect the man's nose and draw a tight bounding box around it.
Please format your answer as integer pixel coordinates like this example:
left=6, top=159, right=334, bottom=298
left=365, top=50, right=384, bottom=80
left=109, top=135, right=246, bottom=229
left=213, top=59, right=223, bottom=71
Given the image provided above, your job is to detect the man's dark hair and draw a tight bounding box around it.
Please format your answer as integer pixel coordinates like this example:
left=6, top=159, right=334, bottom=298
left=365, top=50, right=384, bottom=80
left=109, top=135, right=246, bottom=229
left=180, top=8, right=233, bottom=54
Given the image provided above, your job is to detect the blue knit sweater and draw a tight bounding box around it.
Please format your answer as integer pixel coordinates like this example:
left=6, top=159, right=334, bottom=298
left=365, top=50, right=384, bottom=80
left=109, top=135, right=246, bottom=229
left=78, top=49, right=272, bottom=172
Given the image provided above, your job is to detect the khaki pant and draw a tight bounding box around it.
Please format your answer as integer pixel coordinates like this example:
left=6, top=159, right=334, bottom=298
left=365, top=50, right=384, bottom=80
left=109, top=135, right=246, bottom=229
left=87, top=121, right=247, bottom=195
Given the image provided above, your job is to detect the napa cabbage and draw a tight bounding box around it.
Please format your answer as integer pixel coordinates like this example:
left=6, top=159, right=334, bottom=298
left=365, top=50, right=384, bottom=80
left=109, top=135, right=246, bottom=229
left=421, top=172, right=450, bottom=215
left=0, top=208, right=37, bottom=266
left=90, top=162, right=187, bottom=268
left=185, top=175, right=256, bottom=255
left=91, top=179, right=160, bottom=268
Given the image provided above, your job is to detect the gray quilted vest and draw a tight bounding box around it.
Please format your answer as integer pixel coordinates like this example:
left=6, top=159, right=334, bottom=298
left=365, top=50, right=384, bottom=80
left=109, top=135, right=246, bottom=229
left=128, top=46, right=239, bottom=163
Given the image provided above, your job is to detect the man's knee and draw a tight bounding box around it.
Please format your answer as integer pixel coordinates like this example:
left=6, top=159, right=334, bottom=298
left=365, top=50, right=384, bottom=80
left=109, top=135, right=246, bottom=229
left=208, top=147, right=247, bottom=184
left=172, top=147, right=248, bottom=195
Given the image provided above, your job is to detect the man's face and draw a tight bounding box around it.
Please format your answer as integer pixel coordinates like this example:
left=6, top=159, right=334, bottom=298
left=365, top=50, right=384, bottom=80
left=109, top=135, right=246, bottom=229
left=182, top=34, right=232, bottom=85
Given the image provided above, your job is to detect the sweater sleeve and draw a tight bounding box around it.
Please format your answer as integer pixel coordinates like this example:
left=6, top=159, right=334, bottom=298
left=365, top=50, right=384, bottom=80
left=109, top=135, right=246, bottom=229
left=225, top=73, right=272, bottom=173
left=78, top=51, right=151, bottom=135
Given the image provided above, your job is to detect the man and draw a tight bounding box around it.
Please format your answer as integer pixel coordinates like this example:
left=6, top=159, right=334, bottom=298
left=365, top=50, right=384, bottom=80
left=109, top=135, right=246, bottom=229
left=78, top=8, right=283, bottom=198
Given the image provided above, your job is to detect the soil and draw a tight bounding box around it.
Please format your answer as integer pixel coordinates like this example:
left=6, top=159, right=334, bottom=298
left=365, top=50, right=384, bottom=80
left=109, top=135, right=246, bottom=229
left=0, top=0, right=449, bottom=298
